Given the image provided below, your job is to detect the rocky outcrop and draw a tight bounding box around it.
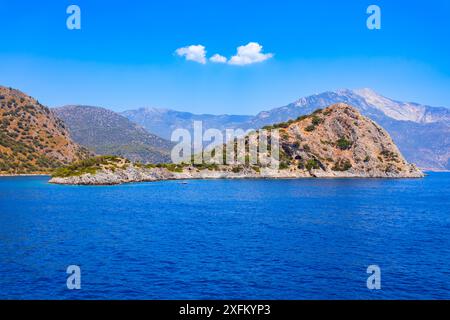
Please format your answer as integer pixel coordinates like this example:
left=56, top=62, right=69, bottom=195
left=49, top=104, right=424, bottom=185
left=273, top=103, right=423, bottom=178
left=49, top=164, right=422, bottom=185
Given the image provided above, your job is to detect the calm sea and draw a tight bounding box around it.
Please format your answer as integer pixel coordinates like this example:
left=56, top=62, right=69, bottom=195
left=0, top=173, right=449, bottom=299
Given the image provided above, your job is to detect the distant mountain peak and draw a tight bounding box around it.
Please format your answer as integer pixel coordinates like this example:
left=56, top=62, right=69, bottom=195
left=140, top=107, right=171, bottom=114
left=119, top=88, right=449, bottom=171
left=352, top=87, right=379, bottom=96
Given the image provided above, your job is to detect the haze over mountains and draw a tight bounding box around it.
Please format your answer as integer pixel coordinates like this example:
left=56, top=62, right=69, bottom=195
left=121, top=89, right=450, bottom=170
left=53, top=105, right=172, bottom=164
left=121, top=108, right=252, bottom=141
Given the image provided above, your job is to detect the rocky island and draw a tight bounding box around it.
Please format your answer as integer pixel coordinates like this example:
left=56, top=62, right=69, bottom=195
left=49, top=104, right=423, bottom=185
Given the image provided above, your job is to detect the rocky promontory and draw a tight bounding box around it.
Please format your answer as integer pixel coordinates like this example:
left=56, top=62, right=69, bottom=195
left=49, top=104, right=424, bottom=185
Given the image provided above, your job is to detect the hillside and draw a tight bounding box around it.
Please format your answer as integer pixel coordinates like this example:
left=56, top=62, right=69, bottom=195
left=262, top=103, right=422, bottom=177
left=0, top=86, right=90, bottom=174
left=53, top=105, right=173, bottom=164
left=50, top=104, right=422, bottom=185
left=122, top=89, right=450, bottom=170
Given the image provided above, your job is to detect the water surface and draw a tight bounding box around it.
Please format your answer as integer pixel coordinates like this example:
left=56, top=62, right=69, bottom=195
left=0, top=173, right=449, bottom=299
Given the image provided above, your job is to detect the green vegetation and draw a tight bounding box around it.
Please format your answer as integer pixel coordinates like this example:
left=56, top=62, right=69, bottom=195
left=305, top=159, right=320, bottom=171
left=193, top=163, right=219, bottom=171
left=295, top=115, right=308, bottom=121
left=153, top=163, right=184, bottom=172
left=311, top=115, right=323, bottom=126
left=380, top=150, right=398, bottom=161
left=336, top=137, right=352, bottom=150
left=279, top=161, right=290, bottom=170
left=263, top=118, right=296, bottom=130
left=322, top=109, right=332, bottom=116
left=261, top=111, right=325, bottom=131
left=332, top=159, right=352, bottom=171
left=303, top=115, right=324, bottom=132
left=231, top=166, right=243, bottom=173
left=0, top=131, right=62, bottom=174
left=52, top=156, right=123, bottom=177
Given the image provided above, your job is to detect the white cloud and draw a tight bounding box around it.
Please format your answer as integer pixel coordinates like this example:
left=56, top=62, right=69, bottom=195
left=175, top=45, right=207, bottom=64
left=209, top=54, right=227, bottom=64
left=175, top=42, right=273, bottom=66
left=228, top=42, right=273, bottom=66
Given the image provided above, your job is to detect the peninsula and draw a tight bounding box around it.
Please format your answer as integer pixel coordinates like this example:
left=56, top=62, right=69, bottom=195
left=49, top=104, right=423, bottom=185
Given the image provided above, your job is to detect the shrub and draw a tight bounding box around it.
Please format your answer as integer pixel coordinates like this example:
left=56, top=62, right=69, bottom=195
left=296, top=115, right=308, bottom=121
left=52, top=156, right=121, bottom=177
left=332, top=159, right=352, bottom=171
left=166, top=164, right=184, bottom=172
left=231, top=166, right=242, bottom=173
left=311, top=115, right=323, bottom=126
left=336, top=137, right=352, bottom=150
left=305, top=125, right=315, bottom=132
left=305, top=159, right=320, bottom=171
left=279, top=162, right=289, bottom=170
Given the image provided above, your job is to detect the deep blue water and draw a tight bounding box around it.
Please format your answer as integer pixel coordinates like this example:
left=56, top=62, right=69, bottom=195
left=0, top=173, right=449, bottom=299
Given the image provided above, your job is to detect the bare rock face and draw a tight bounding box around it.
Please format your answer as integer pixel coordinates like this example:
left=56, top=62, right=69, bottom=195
left=49, top=104, right=423, bottom=185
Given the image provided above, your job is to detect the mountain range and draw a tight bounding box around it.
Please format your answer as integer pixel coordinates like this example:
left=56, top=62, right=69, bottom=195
left=121, top=108, right=252, bottom=141
left=120, top=89, right=450, bottom=170
left=53, top=105, right=172, bottom=164
left=1, top=85, right=448, bottom=172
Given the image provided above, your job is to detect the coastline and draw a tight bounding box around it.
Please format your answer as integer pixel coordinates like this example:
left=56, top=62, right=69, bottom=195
left=50, top=175, right=427, bottom=187
left=48, top=164, right=425, bottom=186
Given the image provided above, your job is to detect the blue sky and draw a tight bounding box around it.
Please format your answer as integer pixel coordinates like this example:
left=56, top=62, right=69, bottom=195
left=0, top=0, right=449, bottom=114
